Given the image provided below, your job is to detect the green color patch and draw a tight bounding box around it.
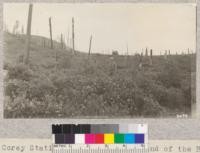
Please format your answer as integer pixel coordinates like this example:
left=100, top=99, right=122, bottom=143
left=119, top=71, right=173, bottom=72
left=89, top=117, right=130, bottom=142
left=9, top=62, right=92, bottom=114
left=114, top=134, right=124, bottom=144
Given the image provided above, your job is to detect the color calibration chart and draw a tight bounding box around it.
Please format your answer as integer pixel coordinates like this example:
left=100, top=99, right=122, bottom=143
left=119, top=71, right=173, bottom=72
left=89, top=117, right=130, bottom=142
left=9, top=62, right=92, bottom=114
left=52, top=124, right=148, bottom=153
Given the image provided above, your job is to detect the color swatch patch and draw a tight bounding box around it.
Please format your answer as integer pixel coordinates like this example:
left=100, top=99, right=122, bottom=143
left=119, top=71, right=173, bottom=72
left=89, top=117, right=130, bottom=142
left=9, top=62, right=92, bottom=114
left=95, top=134, right=104, bottom=144
left=104, top=134, right=114, bottom=144
left=114, top=134, right=124, bottom=143
left=85, top=134, right=96, bottom=144
left=124, top=134, right=135, bottom=144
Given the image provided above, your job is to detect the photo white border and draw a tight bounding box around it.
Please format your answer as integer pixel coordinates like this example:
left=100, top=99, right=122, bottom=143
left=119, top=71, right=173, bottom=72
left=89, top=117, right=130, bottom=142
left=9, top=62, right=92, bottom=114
left=0, top=0, right=199, bottom=139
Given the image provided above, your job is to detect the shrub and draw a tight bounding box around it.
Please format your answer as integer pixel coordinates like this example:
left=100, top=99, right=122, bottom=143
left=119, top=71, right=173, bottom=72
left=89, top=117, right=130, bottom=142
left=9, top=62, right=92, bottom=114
left=157, top=61, right=181, bottom=88
left=3, top=46, right=194, bottom=117
left=59, top=56, right=72, bottom=69
left=142, top=96, right=166, bottom=117
left=4, top=79, right=29, bottom=99
left=7, top=63, right=33, bottom=81
left=24, top=72, right=55, bottom=101
left=81, top=59, right=97, bottom=75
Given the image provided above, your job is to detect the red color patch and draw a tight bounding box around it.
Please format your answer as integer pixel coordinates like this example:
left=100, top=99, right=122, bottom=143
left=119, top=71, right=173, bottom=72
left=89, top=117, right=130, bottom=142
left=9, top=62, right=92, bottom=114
left=95, top=134, right=104, bottom=144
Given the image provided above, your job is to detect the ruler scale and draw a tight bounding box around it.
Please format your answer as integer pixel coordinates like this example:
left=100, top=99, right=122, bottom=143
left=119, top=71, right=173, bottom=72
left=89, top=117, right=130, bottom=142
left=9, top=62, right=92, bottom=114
left=53, top=147, right=148, bottom=153
left=52, top=124, right=148, bottom=153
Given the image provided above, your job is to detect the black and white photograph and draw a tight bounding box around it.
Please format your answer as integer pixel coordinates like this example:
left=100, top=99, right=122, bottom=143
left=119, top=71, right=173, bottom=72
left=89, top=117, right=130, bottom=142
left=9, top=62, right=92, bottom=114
left=3, top=3, right=196, bottom=118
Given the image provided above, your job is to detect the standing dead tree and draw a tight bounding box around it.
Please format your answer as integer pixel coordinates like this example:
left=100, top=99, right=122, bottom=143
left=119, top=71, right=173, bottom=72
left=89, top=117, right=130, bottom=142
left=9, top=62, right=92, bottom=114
left=88, top=35, right=92, bottom=56
left=164, top=50, right=167, bottom=59
left=150, top=49, right=153, bottom=65
left=49, top=17, right=53, bottom=49
left=62, top=35, right=66, bottom=49
left=141, top=51, right=143, bottom=57
left=67, top=27, right=70, bottom=47
left=43, top=38, right=46, bottom=48
left=60, top=33, right=64, bottom=49
left=13, top=20, right=19, bottom=35
left=126, top=44, right=129, bottom=56
left=72, top=17, right=75, bottom=54
left=145, top=47, right=148, bottom=56
left=125, top=44, right=129, bottom=66
left=24, top=4, right=33, bottom=64
left=21, top=25, right=24, bottom=34
left=188, top=48, right=190, bottom=55
left=4, top=24, right=8, bottom=33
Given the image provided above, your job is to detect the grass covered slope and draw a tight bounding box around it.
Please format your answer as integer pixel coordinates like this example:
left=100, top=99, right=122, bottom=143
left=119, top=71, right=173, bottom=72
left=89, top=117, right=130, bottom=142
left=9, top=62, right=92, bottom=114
left=3, top=32, right=196, bottom=118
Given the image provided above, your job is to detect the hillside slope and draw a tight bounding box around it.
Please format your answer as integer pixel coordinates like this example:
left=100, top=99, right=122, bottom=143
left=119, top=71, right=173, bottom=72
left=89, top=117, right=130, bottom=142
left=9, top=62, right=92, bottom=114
left=3, top=32, right=196, bottom=118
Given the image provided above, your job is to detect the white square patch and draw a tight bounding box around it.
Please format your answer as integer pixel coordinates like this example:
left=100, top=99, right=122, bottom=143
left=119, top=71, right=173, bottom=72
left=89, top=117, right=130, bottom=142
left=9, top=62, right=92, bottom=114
left=75, top=134, right=85, bottom=144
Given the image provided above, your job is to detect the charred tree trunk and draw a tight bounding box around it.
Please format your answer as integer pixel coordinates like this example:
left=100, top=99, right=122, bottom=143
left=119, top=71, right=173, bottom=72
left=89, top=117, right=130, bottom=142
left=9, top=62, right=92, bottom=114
left=49, top=17, right=53, bottom=49
left=150, top=49, right=153, bottom=65
left=88, top=35, right=92, bottom=56
left=145, top=48, right=148, bottom=56
left=43, top=38, right=46, bottom=48
left=24, top=4, right=33, bottom=64
left=61, top=33, right=64, bottom=49
left=72, top=17, right=75, bottom=54
left=164, top=50, right=167, bottom=59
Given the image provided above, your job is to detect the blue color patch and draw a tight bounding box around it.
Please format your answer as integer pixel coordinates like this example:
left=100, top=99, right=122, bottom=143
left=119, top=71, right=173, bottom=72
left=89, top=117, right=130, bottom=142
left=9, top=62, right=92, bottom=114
left=135, top=134, right=144, bottom=144
left=124, top=134, right=135, bottom=144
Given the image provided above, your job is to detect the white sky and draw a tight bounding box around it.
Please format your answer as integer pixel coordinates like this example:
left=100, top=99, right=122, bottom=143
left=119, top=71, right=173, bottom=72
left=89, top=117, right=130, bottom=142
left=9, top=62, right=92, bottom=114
left=3, top=3, right=196, bottom=55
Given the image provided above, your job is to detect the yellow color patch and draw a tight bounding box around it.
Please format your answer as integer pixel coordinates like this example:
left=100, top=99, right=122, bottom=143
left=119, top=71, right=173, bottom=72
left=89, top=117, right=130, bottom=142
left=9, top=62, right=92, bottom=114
left=104, top=134, right=114, bottom=144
